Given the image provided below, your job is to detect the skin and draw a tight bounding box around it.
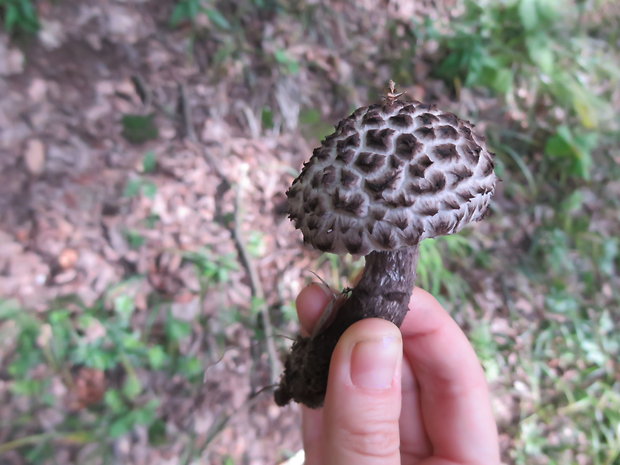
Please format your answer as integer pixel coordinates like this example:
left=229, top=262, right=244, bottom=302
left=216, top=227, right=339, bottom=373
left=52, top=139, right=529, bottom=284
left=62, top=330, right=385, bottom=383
left=296, top=283, right=501, bottom=465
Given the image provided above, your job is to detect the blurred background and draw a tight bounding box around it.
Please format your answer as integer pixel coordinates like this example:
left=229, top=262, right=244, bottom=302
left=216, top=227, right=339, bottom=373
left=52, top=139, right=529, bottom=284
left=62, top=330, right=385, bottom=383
left=0, top=0, right=619, bottom=464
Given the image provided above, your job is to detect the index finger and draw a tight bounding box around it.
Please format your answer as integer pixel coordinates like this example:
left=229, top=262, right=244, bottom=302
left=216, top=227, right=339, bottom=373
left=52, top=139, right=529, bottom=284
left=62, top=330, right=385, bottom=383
left=400, top=288, right=500, bottom=464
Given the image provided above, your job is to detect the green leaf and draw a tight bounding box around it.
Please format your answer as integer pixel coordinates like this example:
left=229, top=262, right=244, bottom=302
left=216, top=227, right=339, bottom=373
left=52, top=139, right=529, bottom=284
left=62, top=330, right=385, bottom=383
left=571, top=88, right=598, bottom=129
left=299, top=107, right=332, bottom=140
left=142, top=151, right=157, bottom=173
left=166, top=318, right=191, bottom=342
left=261, top=107, right=274, bottom=129
left=526, top=34, right=554, bottom=74
left=179, top=356, right=202, bottom=379
left=599, top=240, right=618, bottom=277
left=492, top=67, right=513, bottom=95
left=121, top=332, right=142, bottom=351
left=250, top=297, right=266, bottom=317
left=561, top=190, right=584, bottom=214
left=170, top=2, right=190, bottom=26
left=11, top=379, right=45, bottom=396
left=104, top=389, right=125, bottom=413
left=123, top=178, right=142, bottom=198
left=187, top=0, right=200, bottom=19
left=114, top=295, right=135, bottom=325
left=123, top=177, right=157, bottom=199
left=8, top=342, right=41, bottom=377
left=545, top=125, right=596, bottom=180
left=109, top=413, right=136, bottom=438
left=205, top=8, right=231, bottom=30
left=121, top=114, right=159, bottom=144
left=134, top=399, right=159, bottom=425
left=544, top=127, right=573, bottom=159
left=147, top=345, right=167, bottom=370
left=5, top=6, right=18, bottom=32
left=247, top=230, right=266, bottom=258
left=535, top=0, right=561, bottom=23
left=518, top=0, right=539, bottom=30
left=50, top=323, right=71, bottom=362
left=299, top=108, right=321, bottom=125
left=76, top=346, right=116, bottom=370
left=144, top=213, right=160, bottom=228
left=0, top=299, right=20, bottom=319
left=148, top=419, right=167, bottom=445
left=140, top=180, right=158, bottom=199
left=436, top=50, right=463, bottom=81
left=49, top=308, right=71, bottom=324
left=274, top=49, right=300, bottom=74
left=125, top=230, right=145, bottom=249
left=122, top=376, right=142, bottom=399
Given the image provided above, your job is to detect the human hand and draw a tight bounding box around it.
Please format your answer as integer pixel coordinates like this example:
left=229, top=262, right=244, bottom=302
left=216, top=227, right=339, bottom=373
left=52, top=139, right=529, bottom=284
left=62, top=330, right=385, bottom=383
left=296, top=283, right=500, bottom=465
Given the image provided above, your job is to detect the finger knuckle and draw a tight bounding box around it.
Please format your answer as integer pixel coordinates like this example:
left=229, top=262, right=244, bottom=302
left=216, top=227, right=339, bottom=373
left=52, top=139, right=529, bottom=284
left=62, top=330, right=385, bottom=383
left=339, top=418, right=400, bottom=459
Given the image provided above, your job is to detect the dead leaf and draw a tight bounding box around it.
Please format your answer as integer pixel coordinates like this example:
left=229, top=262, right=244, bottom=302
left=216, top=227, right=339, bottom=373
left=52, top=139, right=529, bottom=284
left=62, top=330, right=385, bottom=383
left=68, top=367, right=106, bottom=411
left=24, top=139, right=46, bottom=176
left=58, top=248, right=79, bottom=269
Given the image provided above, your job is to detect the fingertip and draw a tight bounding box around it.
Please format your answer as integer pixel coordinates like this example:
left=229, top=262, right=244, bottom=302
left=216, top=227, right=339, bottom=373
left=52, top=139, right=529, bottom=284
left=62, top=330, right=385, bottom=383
left=327, top=318, right=403, bottom=401
left=337, top=318, right=403, bottom=353
left=296, top=283, right=333, bottom=336
left=410, top=287, right=445, bottom=313
left=323, top=318, right=403, bottom=463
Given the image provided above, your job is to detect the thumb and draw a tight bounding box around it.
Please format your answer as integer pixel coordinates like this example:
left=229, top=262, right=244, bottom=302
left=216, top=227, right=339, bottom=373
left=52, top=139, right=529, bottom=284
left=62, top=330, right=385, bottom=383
left=322, top=318, right=402, bottom=465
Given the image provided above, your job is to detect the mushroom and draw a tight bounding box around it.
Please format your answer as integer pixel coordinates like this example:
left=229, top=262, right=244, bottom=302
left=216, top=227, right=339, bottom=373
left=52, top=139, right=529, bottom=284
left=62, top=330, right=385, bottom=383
left=275, top=82, right=497, bottom=408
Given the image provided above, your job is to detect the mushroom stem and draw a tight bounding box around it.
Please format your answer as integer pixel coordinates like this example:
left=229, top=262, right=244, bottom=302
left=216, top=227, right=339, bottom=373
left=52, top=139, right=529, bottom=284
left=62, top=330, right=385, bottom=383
left=274, top=245, right=419, bottom=408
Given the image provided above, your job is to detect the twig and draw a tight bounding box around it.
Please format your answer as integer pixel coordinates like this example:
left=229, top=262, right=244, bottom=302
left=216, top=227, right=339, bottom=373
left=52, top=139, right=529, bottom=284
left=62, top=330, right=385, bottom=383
left=177, top=87, right=280, bottom=384
left=232, top=165, right=281, bottom=384
left=130, top=74, right=176, bottom=120
left=182, top=388, right=266, bottom=464
left=130, top=75, right=151, bottom=107
left=0, top=431, right=94, bottom=453
left=177, top=83, right=197, bottom=141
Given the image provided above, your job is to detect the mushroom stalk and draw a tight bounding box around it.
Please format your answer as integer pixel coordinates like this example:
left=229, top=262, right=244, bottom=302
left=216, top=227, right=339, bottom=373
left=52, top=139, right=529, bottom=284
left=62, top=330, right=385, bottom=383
left=274, top=245, right=419, bottom=408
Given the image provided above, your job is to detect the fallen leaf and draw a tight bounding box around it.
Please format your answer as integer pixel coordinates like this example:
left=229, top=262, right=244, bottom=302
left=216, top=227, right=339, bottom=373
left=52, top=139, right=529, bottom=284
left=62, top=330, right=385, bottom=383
left=69, top=367, right=106, bottom=411
left=58, top=248, right=79, bottom=269
left=24, top=139, right=46, bottom=176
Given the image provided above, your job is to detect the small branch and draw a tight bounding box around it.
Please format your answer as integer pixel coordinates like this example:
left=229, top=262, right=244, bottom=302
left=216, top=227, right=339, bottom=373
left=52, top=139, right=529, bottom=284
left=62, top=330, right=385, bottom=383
left=177, top=83, right=197, bottom=141
left=130, top=75, right=151, bottom=107
left=0, top=431, right=94, bottom=453
left=183, top=388, right=266, bottom=463
left=130, top=74, right=176, bottom=120
left=179, top=87, right=280, bottom=384
left=232, top=166, right=281, bottom=384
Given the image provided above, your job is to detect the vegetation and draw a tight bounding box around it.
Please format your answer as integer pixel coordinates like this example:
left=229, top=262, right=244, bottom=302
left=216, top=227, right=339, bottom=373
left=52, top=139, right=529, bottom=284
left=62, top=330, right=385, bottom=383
left=0, top=0, right=38, bottom=35
left=1, top=0, right=618, bottom=463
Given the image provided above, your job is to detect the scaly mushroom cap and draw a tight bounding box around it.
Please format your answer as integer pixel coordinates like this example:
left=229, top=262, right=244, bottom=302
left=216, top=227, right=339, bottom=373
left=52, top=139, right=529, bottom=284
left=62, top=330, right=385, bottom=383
left=286, top=100, right=497, bottom=255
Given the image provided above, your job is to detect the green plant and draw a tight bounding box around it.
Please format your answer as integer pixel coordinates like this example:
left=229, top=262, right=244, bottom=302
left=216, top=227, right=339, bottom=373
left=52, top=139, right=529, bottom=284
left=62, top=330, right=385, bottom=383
left=273, top=49, right=300, bottom=74
left=0, top=0, right=38, bottom=35
left=121, top=114, right=159, bottom=144
left=170, top=0, right=230, bottom=29
left=142, top=150, right=158, bottom=173
left=0, top=281, right=207, bottom=459
left=123, top=176, right=157, bottom=199
left=428, top=0, right=618, bottom=182
left=183, top=249, right=238, bottom=287
left=417, top=234, right=472, bottom=301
